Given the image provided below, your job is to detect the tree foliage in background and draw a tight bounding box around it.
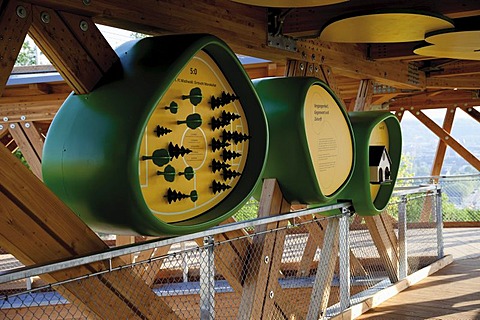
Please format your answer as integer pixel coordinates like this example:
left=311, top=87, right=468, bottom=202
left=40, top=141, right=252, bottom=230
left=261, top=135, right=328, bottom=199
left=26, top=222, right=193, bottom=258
left=13, top=150, right=30, bottom=169
left=15, top=41, right=36, bottom=66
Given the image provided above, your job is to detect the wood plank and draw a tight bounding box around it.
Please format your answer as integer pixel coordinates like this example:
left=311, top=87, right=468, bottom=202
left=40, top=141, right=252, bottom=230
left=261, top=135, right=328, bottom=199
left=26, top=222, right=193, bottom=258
left=364, top=214, right=399, bottom=283
left=460, top=105, right=480, bottom=123
left=237, top=179, right=295, bottom=319
left=306, top=217, right=340, bottom=320
left=412, top=109, right=480, bottom=171
left=28, top=5, right=110, bottom=94
left=431, top=107, right=456, bottom=177
left=0, top=145, right=179, bottom=319
left=354, top=79, right=374, bottom=111
left=57, top=11, right=118, bottom=74
left=332, top=254, right=454, bottom=320
left=0, top=0, right=32, bottom=97
left=7, top=122, right=42, bottom=179
left=22, top=121, right=44, bottom=158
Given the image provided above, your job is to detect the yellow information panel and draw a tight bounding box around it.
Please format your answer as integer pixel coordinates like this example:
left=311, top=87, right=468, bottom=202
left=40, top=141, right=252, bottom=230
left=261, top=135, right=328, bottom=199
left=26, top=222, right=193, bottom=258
left=304, top=84, right=353, bottom=196
left=369, top=121, right=389, bottom=200
left=139, top=51, right=249, bottom=223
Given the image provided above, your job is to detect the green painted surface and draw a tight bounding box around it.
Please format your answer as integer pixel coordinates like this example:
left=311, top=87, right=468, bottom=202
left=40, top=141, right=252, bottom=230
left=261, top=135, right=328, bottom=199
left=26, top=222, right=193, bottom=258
left=337, top=111, right=402, bottom=215
left=42, top=34, right=268, bottom=236
left=253, top=77, right=355, bottom=211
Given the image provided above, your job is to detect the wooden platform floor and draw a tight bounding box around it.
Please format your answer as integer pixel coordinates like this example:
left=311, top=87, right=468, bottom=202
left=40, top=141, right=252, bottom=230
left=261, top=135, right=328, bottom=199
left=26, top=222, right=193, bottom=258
left=358, top=256, right=480, bottom=319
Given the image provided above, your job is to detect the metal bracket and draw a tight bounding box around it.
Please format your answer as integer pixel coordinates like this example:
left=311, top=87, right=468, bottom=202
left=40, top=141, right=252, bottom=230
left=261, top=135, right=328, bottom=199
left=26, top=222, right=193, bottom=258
left=267, top=8, right=297, bottom=52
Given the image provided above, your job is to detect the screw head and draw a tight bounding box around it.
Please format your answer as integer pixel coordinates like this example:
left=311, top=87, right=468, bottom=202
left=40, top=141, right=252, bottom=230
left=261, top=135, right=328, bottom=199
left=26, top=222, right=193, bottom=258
left=0, top=125, right=3, bottom=130
left=16, top=5, right=27, bottom=18
left=25, top=122, right=31, bottom=128
left=9, top=124, right=15, bottom=129
left=264, top=256, right=270, bottom=264
left=79, top=20, right=89, bottom=31
left=20, top=115, right=26, bottom=121
left=3, top=117, right=8, bottom=122
left=83, top=0, right=91, bottom=5
left=269, top=290, right=274, bottom=299
left=299, top=63, right=304, bottom=71
left=41, top=12, right=51, bottom=24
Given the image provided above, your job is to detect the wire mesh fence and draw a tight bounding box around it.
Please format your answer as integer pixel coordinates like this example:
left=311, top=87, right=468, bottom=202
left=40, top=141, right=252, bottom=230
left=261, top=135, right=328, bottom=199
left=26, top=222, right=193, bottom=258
left=398, top=173, right=480, bottom=222
left=0, top=186, right=443, bottom=319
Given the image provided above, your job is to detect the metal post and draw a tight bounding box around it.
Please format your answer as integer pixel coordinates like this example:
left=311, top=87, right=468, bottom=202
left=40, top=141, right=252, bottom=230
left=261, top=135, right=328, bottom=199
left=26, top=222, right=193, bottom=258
left=181, top=242, right=189, bottom=282
left=339, top=210, right=351, bottom=312
left=398, top=195, right=408, bottom=279
left=200, top=236, right=215, bottom=320
left=435, top=187, right=444, bottom=259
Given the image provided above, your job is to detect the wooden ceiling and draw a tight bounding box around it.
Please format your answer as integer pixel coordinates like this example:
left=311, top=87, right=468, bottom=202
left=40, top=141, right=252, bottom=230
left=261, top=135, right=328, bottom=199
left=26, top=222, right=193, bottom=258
left=1, top=0, right=480, bottom=174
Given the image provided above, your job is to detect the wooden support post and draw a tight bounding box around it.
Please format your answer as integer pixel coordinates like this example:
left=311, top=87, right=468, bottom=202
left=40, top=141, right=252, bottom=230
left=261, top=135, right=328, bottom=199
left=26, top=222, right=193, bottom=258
left=306, top=217, right=340, bottom=320
left=194, top=216, right=252, bottom=293
left=7, top=121, right=43, bottom=179
left=431, top=107, right=456, bottom=177
left=354, top=79, right=374, bottom=111
left=29, top=6, right=118, bottom=94
left=0, top=0, right=32, bottom=97
left=0, top=145, right=180, bottom=320
left=237, top=179, right=300, bottom=319
left=412, top=109, right=480, bottom=171
left=364, top=214, right=399, bottom=283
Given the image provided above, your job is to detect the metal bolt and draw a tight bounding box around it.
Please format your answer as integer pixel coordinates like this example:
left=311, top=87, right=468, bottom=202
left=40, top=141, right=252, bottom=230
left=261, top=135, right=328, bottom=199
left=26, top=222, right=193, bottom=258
left=410, top=106, right=414, bottom=110
left=269, top=290, right=274, bottom=299
left=311, top=53, right=316, bottom=61
left=0, top=125, right=3, bottom=130
left=301, top=51, right=306, bottom=59
left=9, top=124, right=15, bottom=129
left=83, top=0, right=91, bottom=5
left=398, top=112, right=402, bottom=117
left=25, top=122, right=31, bottom=128
left=308, top=65, right=313, bottom=73
left=20, top=115, right=26, bottom=121
left=299, top=63, right=304, bottom=71
left=400, top=107, right=404, bottom=111
left=416, top=111, right=420, bottom=115
left=3, top=117, right=8, bottom=122
left=41, top=12, right=50, bottom=24
left=468, top=108, right=472, bottom=112
left=314, top=66, right=319, bottom=73
left=264, top=256, right=270, bottom=264
left=445, top=136, right=449, bottom=140
left=79, top=20, right=89, bottom=31
left=16, top=5, right=27, bottom=18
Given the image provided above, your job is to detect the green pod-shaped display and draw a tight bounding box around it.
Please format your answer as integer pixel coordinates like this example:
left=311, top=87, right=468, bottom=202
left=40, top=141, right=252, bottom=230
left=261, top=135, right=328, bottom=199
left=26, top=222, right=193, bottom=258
left=42, top=34, right=268, bottom=236
left=253, top=77, right=355, bottom=209
left=337, top=111, right=402, bottom=215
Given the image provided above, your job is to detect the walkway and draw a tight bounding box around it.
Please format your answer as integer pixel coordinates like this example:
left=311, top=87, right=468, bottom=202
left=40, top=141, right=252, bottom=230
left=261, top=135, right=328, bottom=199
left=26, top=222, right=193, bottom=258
left=358, top=227, right=480, bottom=319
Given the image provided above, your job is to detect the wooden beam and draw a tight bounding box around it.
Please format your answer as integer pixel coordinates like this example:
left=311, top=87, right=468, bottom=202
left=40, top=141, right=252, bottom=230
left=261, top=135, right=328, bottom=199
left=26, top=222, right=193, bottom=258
left=0, top=145, right=180, bottom=319
left=429, top=61, right=480, bottom=78
left=426, top=76, right=480, bottom=90
left=389, top=90, right=479, bottom=111
left=237, top=179, right=299, bottom=319
left=368, top=43, right=421, bottom=61
left=7, top=121, right=42, bottom=179
left=431, top=107, right=456, bottom=177
left=306, top=217, right=340, bottom=320
left=460, top=105, right=480, bottom=123
left=364, top=214, right=399, bottom=283
left=28, top=5, right=118, bottom=94
left=411, top=109, right=480, bottom=171
left=354, top=79, right=374, bottom=111
left=21, top=0, right=429, bottom=89
left=0, top=0, right=33, bottom=96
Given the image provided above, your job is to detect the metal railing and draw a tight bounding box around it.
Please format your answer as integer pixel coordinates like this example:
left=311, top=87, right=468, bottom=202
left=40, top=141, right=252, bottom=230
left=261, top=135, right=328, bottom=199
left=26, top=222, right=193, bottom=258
left=397, top=173, right=480, bottom=223
left=0, top=186, right=443, bottom=319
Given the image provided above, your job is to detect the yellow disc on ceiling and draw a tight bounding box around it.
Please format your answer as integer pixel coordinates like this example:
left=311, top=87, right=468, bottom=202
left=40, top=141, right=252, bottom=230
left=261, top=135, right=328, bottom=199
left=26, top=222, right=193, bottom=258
left=230, top=0, right=347, bottom=7
left=414, top=45, right=480, bottom=61
left=320, top=11, right=454, bottom=43
left=425, top=30, right=480, bottom=47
